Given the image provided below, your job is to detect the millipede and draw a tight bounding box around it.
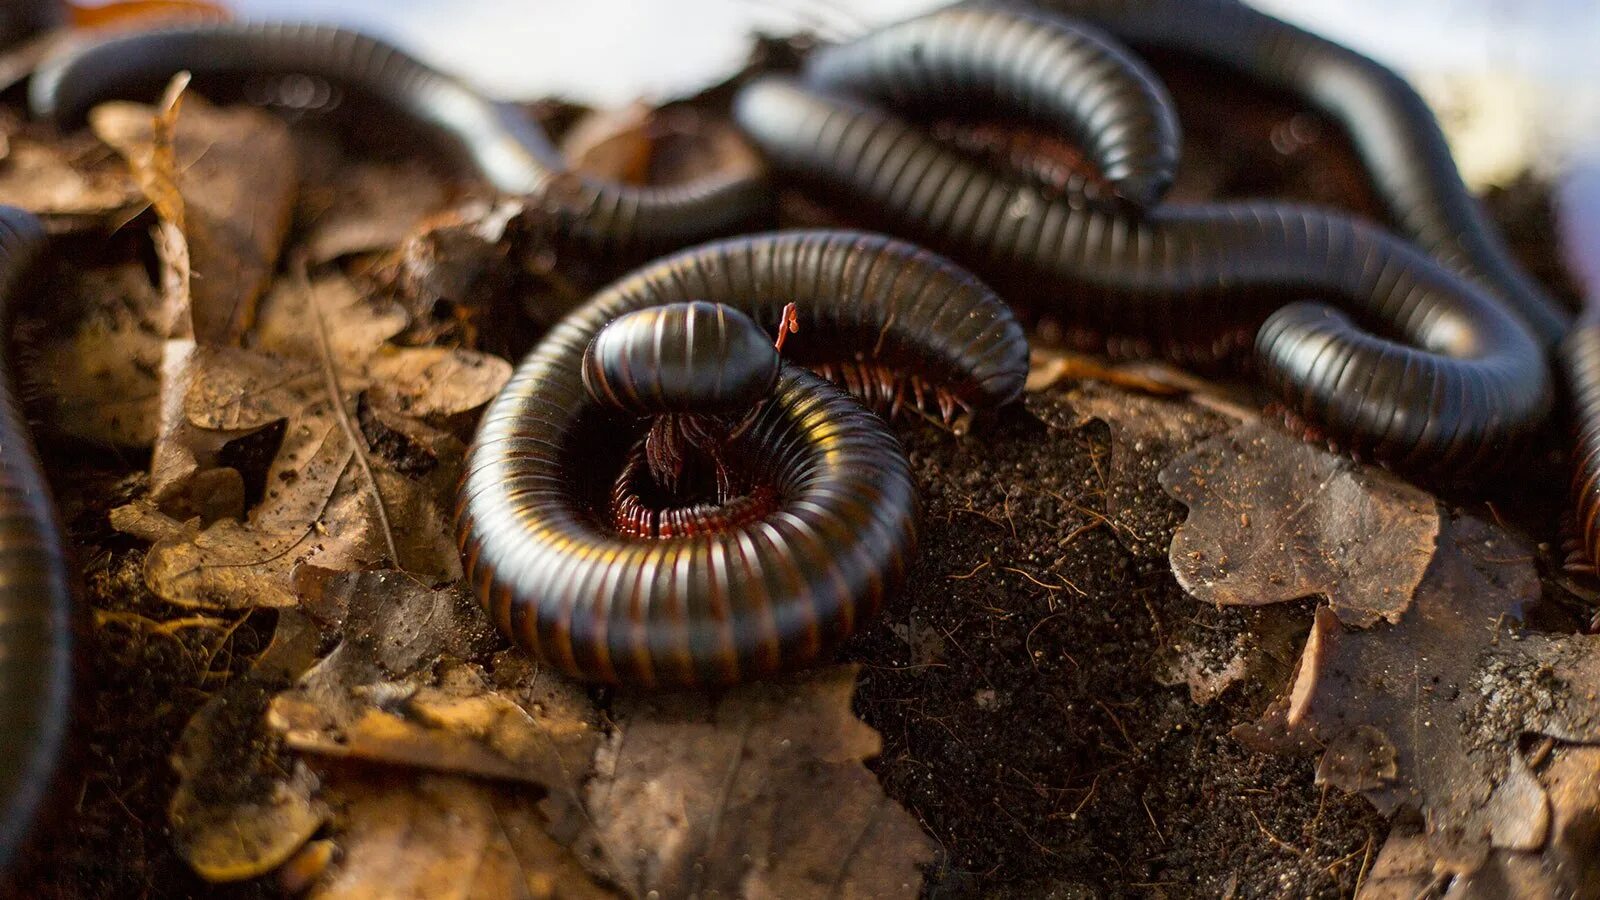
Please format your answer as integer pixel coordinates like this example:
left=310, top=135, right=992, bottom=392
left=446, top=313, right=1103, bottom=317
left=456, top=229, right=1028, bottom=686
left=28, top=21, right=770, bottom=254
left=0, top=207, right=75, bottom=872
left=731, top=6, right=1553, bottom=471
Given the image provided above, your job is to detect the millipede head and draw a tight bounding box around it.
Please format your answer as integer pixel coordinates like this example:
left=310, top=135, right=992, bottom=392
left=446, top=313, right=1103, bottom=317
left=582, top=301, right=781, bottom=417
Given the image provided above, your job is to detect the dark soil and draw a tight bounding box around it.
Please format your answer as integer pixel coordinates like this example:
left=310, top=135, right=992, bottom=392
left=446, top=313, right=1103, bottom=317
left=844, top=392, right=1385, bottom=898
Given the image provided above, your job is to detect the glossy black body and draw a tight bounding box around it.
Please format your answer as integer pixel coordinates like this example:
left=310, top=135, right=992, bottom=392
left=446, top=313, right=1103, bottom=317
left=0, top=207, right=73, bottom=870
left=29, top=22, right=769, bottom=253
left=734, top=73, right=1550, bottom=470
left=457, top=229, right=1028, bottom=685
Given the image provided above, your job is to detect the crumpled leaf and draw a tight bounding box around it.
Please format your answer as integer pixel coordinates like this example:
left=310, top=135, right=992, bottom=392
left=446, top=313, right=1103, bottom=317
left=310, top=768, right=615, bottom=900
left=368, top=198, right=523, bottom=344
left=1161, top=421, right=1440, bottom=627
left=169, top=611, right=328, bottom=881
left=1053, top=382, right=1227, bottom=559
left=268, top=567, right=599, bottom=788
left=92, top=85, right=296, bottom=344
left=111, top=273, right=511, bottom=608
left=567, top=666, right=937, bottom=899
left=1358, top=744, right=1600, bottom=898
left=32, top=264, right=164, bottom=445
left=1234, top=513, right=1600, bottom=872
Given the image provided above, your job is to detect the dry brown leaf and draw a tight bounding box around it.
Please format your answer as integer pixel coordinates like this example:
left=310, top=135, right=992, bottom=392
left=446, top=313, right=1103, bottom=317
left=568, top=666, right=937, bottom=899
left=33, top=264, right=164, bottom=445
left=92, top=86, right=296, bottom=344
left=309, top=768, right=615, bottom=900
left=1235, top=514, right=1600, bottom=873
left=1359, top=745, right=1600, bottom=898
left=169, top=611, right=328, bottom=881
left=369, top=199, right=523, bottom=342
left=1161, top=421, right=1440, bottom=627
left=112, top=273, right=510, bottom=608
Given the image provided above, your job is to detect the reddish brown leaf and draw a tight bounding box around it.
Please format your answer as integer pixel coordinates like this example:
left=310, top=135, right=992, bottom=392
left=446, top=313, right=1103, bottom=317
left=1161, top=421, right=1440, bottom=627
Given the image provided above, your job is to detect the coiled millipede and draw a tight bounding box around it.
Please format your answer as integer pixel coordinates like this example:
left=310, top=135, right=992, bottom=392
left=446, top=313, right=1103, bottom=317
left=28, top=21, right=770, bottom=254
left=732, top=4, right=1552, bottom=471
left=456, top=230, right=1028, bottom=685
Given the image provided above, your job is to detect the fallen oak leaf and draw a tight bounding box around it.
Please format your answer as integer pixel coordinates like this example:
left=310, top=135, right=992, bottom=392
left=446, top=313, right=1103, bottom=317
left=565, top=666, right=937, bottom=899
left=1160, top=421, right=1440, bottom=627
left=1358, top=745, right=1600, bottom=899
left=298, top=157, right=451, bottom=263
left=1234, top=514, right=1600, bottom=873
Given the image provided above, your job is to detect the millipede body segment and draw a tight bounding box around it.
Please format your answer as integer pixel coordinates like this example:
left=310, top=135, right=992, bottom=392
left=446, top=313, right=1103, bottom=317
left=806, top=4, right=1180, bottom=210
left=28, top=22, right=769, bottom=253
left=457, top=230, right=1028, bottom=686
left=733, top=11, right=1552, bottom=470
left=0, top=207, right=74, bottom=871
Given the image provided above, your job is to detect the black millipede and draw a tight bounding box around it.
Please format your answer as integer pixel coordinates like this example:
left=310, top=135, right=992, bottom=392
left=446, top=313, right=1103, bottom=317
left=733, top=73, right=1552, bottom=471
left=1010, top=0, right=1572, bottom=349
left=456, top=229, right=1028, bottom=686
left=0, top=206, right=75, bottom=871
left=805, top=4, right=1180, bottom=210
left=27, top=21, right=769, bottom=254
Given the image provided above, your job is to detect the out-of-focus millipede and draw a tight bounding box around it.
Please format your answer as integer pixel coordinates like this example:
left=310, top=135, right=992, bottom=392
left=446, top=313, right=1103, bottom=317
left=732, top=5, right=1553, bottom=472
left=0, top=0, right=60, bottom=51
left=27, top=21, right=770, bottom=254
left=0, top=206, right=76, bottom=872
left=1017, top=0, right=1573, bottom=349
left=456, top=230, right=1029, bottom=686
